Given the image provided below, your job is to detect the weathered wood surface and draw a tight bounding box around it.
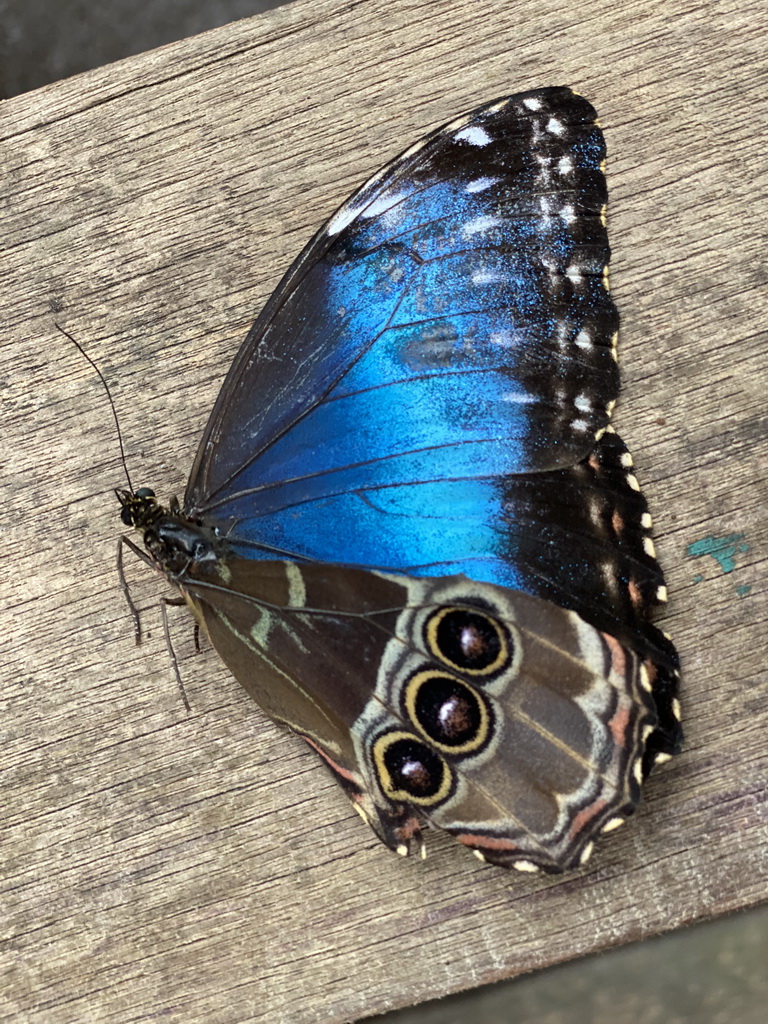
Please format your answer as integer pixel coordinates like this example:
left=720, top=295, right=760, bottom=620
left=1, top=0, right=766, bottom=1021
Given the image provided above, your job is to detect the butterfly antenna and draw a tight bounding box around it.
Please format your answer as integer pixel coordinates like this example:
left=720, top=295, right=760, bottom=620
left=56, top=324, right=135, bottom=493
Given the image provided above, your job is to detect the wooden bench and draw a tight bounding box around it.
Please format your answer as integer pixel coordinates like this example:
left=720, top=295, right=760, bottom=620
left=2, top=0, right=765, bottom=1020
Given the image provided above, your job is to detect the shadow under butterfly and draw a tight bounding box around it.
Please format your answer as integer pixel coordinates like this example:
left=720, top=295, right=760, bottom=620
left=117, top=86, right=681, bottom=874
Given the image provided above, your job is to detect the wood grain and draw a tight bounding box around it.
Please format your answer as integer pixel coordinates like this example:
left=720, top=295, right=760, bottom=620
left=1, top=0, right=766, bottom=1021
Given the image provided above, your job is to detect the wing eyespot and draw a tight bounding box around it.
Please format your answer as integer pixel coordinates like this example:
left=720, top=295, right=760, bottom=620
left=372, top=730, right=455, bottom=807
left=424, top=606, right=511, bottom=678
left=402, top=669, right=492, bottom=756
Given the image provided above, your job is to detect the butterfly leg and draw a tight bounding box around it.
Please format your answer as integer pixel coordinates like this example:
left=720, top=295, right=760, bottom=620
left=159, top=596, right=192, bottom=713
left=118, top=535, right=193, bottom=711
left=117, top=535, right=151, bottom=643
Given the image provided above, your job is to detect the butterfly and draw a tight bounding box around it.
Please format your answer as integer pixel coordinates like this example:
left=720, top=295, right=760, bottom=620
left=118, top=86, right=681, bottom=873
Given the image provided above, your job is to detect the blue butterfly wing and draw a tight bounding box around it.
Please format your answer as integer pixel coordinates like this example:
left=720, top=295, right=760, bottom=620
left=184, top=87, right=678, bottom=754
left=187, top=86, right=615, bottom=506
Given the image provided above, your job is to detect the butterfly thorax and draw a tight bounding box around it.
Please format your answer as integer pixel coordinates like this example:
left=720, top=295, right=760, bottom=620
left=117, top=487, right=223, bottom=578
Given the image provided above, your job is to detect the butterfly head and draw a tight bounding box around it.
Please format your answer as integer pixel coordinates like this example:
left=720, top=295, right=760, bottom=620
left=117, top=486, right=164, bottom=529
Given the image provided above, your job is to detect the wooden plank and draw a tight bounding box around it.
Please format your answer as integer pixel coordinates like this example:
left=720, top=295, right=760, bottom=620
left=1, top=0, right=766, bottom=1021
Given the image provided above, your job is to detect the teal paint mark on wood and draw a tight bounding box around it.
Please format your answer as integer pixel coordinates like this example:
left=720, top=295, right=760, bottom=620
left=736, top=584, right=752, bottom=598
left=686, top=534, right=748, bottom=574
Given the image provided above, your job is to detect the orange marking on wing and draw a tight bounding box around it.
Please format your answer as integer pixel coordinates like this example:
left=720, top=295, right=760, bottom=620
left=588, top=453, right=601, bottom=471
left=612, top=509, right=624, bottom=535
left=397, top=817, right=422, bottom=841
left=300, top=735, right=359, bottom=785
left=602, top=633, right=627, bottom=677
left=628, top=579, right=643, bottom=608
left=569, top=799, right=608, bottom=839
left=456, top=834, right=520, bottom=851
left=608, top=703, right=632, bottom=746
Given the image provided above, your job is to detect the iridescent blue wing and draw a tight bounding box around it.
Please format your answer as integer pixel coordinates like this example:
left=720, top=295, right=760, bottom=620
left=184, top=87, right=679, bottom=757
left=186, top=86, right=617, bottom=518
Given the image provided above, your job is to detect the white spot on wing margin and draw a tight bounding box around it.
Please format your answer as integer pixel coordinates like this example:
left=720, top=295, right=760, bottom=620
left=454, top=125, right=492, bottom=146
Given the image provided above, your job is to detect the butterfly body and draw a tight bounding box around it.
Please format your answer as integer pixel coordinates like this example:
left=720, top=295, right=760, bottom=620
left=120, top=87, right=680, bottom=872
